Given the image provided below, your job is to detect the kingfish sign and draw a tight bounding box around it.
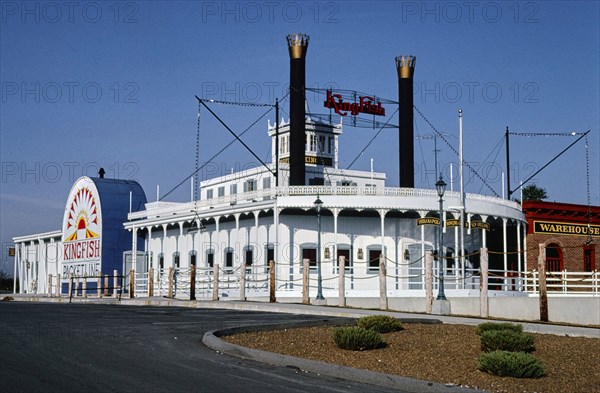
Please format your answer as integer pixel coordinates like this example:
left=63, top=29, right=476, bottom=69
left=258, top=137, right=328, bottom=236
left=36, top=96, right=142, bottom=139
left=324, top=90, right=386, bottom=117
left=61, top=177, right=102, bottom=279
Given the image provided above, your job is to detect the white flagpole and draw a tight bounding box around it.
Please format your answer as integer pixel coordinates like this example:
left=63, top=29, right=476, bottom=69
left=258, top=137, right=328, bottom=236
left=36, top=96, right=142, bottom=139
left=459, top=109, right=465, bottom=288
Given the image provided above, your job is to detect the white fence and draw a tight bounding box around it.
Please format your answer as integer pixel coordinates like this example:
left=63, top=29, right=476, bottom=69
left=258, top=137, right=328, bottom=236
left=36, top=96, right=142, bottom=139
left=46, top=265, right=599, bottom=300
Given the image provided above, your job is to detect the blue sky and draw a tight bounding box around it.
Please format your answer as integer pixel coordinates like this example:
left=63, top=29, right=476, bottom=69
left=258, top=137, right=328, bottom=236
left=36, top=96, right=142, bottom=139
left=1, top=1, right=599, bottom=273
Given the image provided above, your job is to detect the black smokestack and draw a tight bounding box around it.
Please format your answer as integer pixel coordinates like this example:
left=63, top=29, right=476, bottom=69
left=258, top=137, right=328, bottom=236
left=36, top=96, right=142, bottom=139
left=396, top=55, right=416, bottom=188
left=286, top=34, right=309, bottom=186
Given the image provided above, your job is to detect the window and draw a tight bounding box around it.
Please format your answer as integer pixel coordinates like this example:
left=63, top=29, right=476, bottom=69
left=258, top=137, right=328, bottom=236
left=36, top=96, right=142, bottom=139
left=218, top=186, right=225, bottom=197
left=225, top=247, right=234, bottom=268
left=263, top=177, right=271, bottom=189
left=309, top=177, right=324, bottom=185
left=244, top=179, right=257, bottom=192
left=328, top=137, right=334, bottom=154
left=368, top=249, right=382, bottom=273
left=158, top=253, right=164, bottom=269
left=318, top=135, right=325, bottom=153
left=206, top=189, right=213, bottom=199
left=309, top=134, right=317, bottom=152
left=280, top=136, right=289, bottom=154
left=584, top=245, right=595, bottom=272
left=337, top=248, right=352, bottom=273
left=244, top=247, right=253, bottom=266
left=189, top=252, right=197, bottom=266
left=206, top=249, right=214, bottom=268
left=302, top=248, right=317, bottom=269
left=338, top=180, right=356, bottom=187
left=265, top=244, right=274, bottom=265
left=173, top=252, right=180, bottom=268
left=545, top=243, right=563, bottom=271
left=230, top=184, right=237, bottom=195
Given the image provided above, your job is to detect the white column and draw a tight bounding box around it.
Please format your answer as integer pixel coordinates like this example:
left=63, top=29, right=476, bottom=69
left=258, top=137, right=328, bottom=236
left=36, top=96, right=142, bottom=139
left=13, top=244, right=18, bottom=294
left=234, top=213, right=241, bottom=268
left=523, top=222, right=528, bottom=272
left=482, top=223, right=487, bottom=249
left=421, top=222, right=425, bottom=288
left=177, top=222, right=184, bottom=266
left=148, top=227, right=153, bottom=269
left=254, top=212, right=260, bottom=266
left=517, top=220, right=522, bottom=290
left=43, top=240, right=48, bottom=294
left=454, top=226, right=459, bottom=276
left=333, top=208, right=339, bottom=274
left=131, top=226, right=137, bottom=272
left=215, top=217, right=221, bottom=265
left=161, top=224, right=168, bottom=268
left=502, top=218, right=508, bottom=289
left=379, top=209, right=386, bottom=292
left=274, top=206, right=279, bottom=285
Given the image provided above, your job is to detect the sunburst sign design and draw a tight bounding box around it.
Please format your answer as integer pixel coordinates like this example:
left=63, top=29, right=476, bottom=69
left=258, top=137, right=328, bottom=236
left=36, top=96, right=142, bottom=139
left=64, top=186, right=100, bottom=241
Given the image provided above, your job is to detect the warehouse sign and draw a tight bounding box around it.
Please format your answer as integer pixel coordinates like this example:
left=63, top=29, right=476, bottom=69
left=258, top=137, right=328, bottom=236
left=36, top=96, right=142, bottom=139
left=61, top=177, right=102, bottom=279
left=533, top=221, right=600, bottom=237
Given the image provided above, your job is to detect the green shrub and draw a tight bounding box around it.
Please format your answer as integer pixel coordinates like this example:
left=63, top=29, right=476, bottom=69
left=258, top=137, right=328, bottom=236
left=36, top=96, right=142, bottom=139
left=332, top=326, right=384, bottom=351
left=480, top=330, right=535, bottom=353
left=478, top=351, right=547, bottom=378
left=357, top=315, right=404, bottom=333
left=475, top=322, right=523, bottom=336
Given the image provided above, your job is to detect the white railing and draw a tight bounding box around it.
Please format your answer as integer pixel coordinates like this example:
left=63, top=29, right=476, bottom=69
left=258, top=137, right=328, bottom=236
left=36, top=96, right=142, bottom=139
left=127, top=185, right=522, bottom=222
left=523, top=270, right=599, bottom=295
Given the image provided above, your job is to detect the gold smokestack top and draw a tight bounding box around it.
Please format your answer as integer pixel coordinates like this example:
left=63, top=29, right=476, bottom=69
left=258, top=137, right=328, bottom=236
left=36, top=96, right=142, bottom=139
left=286, top=33, right=310, bottom=59
left=395, top=55, right=416, bottom=79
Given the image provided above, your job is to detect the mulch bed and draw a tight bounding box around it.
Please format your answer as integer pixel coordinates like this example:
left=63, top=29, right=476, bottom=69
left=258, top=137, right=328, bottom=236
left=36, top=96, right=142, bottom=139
left=224, top=323, right=600, bottom=393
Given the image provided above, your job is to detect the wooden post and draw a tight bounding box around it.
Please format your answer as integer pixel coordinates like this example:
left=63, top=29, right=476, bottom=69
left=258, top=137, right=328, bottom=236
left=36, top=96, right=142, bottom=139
left=168, top=267, right=174, bottom=299
left=48, top=274, right=52, bottom=297
left=113, top=270, right=118, bottom=297
left=480, top=247, right=489, bottom=318
left=75, top=276, right=80, bottom=297
left=149, top=268, right=154, bottom=297
left=104, top=275, right=109, bottom=297
left=56, top=274, right=60, bottom=297
left=68, top=273, right=73, bottom=302
left=379, top=254, right=388, bottom=310
left=302, top=258, right=310, bottom=304
left=338, top=256, right=346, bottom=307
left=190, top=265, right=196, bottom=300
left=82, top=276, right=87, bottom=298
left=538, top=244, right=548, bottom=322
left=129, top=269, right=135, bottom=298
left=97, top=272, right=102, bottom=298
left=239, top=266, right=246, bottom=301
left=212, top=264, right=219, bottom=301
left=269, top=260, right=276, bottom=303
left=425, top=251, right=433, bottom=314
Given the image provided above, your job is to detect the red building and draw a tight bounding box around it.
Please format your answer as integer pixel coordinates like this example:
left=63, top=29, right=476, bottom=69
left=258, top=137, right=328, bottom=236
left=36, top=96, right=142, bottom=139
left=522, top=201, right=599, bottom=272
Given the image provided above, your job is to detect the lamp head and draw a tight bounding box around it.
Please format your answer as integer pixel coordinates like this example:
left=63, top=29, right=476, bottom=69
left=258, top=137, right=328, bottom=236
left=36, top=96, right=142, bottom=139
left=314, top=195, right=323, bottom=212
left=435, top=175, right=447, bottom=197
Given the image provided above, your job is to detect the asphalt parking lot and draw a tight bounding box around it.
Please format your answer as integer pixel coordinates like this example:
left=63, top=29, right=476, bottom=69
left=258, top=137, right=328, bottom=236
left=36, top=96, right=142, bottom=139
left=0, top=302, right=413, bottom=393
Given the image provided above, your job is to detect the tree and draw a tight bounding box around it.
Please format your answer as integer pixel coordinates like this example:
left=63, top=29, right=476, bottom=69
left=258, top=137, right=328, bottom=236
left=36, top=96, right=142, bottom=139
left=522, top=184, right=548, bottom=201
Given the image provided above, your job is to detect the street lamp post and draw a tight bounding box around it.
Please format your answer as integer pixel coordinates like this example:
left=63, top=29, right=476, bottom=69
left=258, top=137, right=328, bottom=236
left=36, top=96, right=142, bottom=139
left=436, top=175, right=447, bottom=300
left=314, top=195, right=324, bottom=301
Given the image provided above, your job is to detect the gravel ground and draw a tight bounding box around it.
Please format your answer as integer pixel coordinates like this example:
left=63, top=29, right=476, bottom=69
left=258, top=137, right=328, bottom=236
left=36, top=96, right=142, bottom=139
left=224, top=323, right=600, bottom=393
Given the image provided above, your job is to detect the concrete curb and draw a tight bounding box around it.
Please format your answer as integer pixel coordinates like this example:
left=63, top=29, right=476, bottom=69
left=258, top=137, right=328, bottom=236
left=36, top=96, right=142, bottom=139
left=202, top=320, right=481, bottom=393
left=7, top=294, right=599, bottom=338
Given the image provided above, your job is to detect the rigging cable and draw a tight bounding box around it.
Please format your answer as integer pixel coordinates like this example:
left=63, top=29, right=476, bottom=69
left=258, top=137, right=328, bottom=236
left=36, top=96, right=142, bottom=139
left=160, top=105, right=274, bottom=201
left=477, top=135, right=505, bottom=194
left=346, top=107, right=399, bottom=170
left=413, top=105, right=499, bottom=197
